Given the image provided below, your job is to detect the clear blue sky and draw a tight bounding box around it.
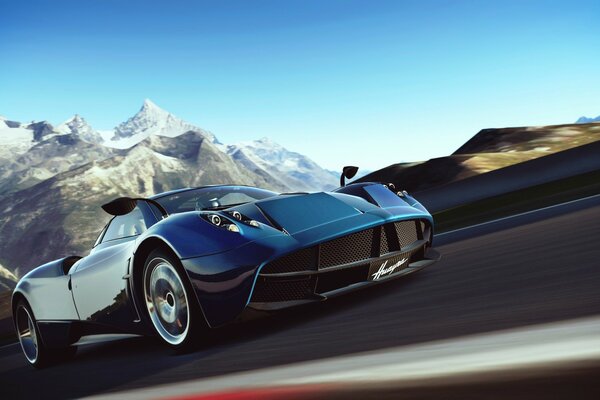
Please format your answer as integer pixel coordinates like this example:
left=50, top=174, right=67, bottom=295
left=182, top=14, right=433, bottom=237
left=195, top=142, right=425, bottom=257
left=1, top=0, right=599, bottom=171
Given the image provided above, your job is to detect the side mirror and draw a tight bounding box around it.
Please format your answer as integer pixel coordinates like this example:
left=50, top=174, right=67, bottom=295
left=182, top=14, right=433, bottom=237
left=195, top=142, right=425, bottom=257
left=101, top=197, right=138, bottom=216
left=340, top=166, right=359, bottom=187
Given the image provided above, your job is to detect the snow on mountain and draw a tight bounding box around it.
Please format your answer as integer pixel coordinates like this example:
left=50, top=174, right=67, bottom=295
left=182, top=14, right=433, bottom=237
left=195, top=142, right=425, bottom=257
left=27, top=121, right=56, bottom=142
left=227, top=137, right=338, bottom=191
left=575, top=115, right=600, bottom=124
left=1, top=100, right=338, bottom=195
left=0, top=117, right=34, bottom=161
left=108, top=99, right=217, bottom=148
left=0, top=133, right=117, bottom=195
left=56, top=114, right=104, bottom=144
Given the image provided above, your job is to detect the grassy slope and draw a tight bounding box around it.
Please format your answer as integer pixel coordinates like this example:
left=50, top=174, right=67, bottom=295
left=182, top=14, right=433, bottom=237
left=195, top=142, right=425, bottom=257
left=358, top=122, right=600, bottom=191
left=433, top=169, right=600, bottom=233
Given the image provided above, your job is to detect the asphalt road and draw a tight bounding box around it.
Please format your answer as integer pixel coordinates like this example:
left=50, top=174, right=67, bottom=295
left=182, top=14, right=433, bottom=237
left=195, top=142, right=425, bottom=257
left=1, top=195, right=599, bottom=399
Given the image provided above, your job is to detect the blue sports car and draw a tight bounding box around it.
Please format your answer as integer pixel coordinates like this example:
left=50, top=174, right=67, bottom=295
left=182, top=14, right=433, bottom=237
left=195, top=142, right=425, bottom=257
left=12, top=167, right=440, bottom=367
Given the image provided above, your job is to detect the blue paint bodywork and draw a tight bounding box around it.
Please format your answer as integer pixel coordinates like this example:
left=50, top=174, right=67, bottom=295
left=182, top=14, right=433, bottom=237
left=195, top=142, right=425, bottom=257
left=164, top=185, right=433, bottom=327
left=12, top=182, right=436, bottom=344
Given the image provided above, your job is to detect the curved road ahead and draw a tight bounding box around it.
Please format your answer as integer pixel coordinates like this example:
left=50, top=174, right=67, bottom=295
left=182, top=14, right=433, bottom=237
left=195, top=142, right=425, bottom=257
left=1, top=196, right=599, bottom=399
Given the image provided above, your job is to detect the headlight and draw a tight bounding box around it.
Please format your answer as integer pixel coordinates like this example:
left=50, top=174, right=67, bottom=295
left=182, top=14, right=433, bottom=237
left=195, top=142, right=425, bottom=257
left=205, top=213, right=239, bottom=233
left=208, top=214, right=222, bottom=226
left=225, top=224, right=240, bottom=232
left=227, top=211, right=261, bottom=228
left=203, top=212, right=260, bottom=233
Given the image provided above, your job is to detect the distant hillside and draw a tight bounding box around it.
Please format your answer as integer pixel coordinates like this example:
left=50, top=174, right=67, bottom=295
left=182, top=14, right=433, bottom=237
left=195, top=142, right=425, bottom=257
left=454, top=122, right=600, bottom=155
left=576, top=115, right=600, bottom=124
left=358, top=122, right=600, bottom=191
left=227, top=137, right=338, bottom=192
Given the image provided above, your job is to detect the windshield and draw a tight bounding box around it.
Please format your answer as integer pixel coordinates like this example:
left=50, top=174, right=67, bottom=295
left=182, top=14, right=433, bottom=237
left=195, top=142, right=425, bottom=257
left=154, top=186, right=278, bottom=214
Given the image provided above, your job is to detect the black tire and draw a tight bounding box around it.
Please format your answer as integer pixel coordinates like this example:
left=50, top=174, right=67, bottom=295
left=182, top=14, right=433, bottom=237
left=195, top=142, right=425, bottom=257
left=14, top=300, right=77, bottom=368
left=142, top=248, right=204, bottom=352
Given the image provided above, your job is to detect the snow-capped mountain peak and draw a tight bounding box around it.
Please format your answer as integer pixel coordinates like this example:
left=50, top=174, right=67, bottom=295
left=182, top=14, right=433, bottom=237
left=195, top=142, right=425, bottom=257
left=254, top=136, right=282, bottom=147
left=59, top=114, right=87, bottom=127
left=111, top=99, right=216, bottom=145
left=235, top=137, right=285, bottom=153
left=140, top=98, right=163, bottom=113
left=56, top=114, right=104, bottom=143
left=0, top=100, right=337, bottom=194
left=0, top=116, right=33, bottom=158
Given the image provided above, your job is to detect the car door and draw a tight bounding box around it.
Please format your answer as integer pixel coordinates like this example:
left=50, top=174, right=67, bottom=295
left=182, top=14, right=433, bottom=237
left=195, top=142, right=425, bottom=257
left=70, top=202, right=157, bottom=333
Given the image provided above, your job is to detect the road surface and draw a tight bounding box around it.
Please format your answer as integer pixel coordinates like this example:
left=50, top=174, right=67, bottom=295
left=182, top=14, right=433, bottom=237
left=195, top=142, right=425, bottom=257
left=1, top=195, right=599, bottom=399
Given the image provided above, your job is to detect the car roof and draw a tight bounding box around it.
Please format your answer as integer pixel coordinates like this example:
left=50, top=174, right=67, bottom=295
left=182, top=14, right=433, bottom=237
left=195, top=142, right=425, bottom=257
left=148, top=187, right=195, bottom=200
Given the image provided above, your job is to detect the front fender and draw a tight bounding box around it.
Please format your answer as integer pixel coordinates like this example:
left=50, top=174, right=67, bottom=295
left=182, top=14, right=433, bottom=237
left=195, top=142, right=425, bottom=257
left=180, top=234, right=298, bottom=327
left=12, top=257, right=80, bottom=322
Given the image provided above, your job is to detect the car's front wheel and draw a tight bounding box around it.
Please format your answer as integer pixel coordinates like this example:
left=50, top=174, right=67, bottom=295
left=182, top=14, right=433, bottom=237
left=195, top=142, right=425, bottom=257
left=14, top=300, right=77, bottom=368
left=143, top=248, right=203, bottom=351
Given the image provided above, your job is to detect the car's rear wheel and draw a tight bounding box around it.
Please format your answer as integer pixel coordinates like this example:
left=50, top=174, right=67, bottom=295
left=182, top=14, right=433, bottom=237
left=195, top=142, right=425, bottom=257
left=143, top=249, right=202, bottom=351
left=14, top=300, right=77, bottom=368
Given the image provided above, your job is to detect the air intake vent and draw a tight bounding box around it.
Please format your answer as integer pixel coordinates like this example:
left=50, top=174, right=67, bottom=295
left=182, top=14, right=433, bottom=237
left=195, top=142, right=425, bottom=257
left=319, top=229, right=374, bottom=269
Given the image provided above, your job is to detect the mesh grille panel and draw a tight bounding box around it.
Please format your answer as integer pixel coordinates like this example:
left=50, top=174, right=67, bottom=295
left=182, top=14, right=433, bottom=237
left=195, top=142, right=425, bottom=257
left=251, top=219, right=427, bottom=303
left=319, top=229, right=374, bottom=269
left=395, top=221, right=419, bottom=248
left=261, top=246, right=317, bottom=274
left=260, top=220, right=421, bottom=275
left=380, top=227, right=390, bottom=255
left=251, top=278, right=312, bottom=302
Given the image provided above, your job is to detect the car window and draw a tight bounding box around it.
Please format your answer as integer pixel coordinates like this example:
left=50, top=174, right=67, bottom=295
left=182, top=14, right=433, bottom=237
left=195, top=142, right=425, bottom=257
left=147, top=201, right=166, bottom=221
left=155, top=186, right=277, bottom=213
left=93, top=223, right=109, bottom=247
left=102, top=206, right=147, bottom=242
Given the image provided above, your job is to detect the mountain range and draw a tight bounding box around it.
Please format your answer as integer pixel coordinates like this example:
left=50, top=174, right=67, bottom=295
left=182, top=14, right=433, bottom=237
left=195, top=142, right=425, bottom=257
left=0, top=100, right=337, bottom=285
left=575, top=115, right=600, bottom=124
